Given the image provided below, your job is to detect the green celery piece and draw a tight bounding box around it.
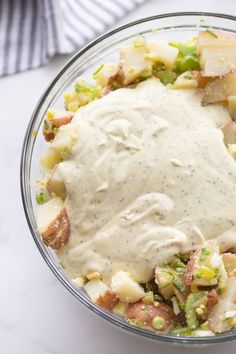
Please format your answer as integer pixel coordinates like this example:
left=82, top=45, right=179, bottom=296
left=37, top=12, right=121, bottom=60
left=178, top=43, right=197, bottom=57
left=75, top=82, right=95, bottom=94
left=185, top=292, right=205, bottom=330
left=175, top=55, right=200, bottom=74
left=156, top=70, right=176, bottom=85
left=171, top=326, right=192, bottom=336
left=173, top=276, right=188, bottom=293
left=36, top=192, right=45, bottom=205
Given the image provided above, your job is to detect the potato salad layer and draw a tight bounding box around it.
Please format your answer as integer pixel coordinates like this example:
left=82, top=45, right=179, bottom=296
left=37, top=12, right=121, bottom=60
left=37, top=29, right=236, bottom=337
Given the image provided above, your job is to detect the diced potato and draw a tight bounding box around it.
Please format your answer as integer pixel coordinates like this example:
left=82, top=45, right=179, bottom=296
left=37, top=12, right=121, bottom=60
left=40, top=148, right=62, bottom=170
left=228, top=95, right=236, bottom=120
left=47, top=164, right=66, bottom=199
left=208, top=277, right=236, bottom=333
left=221, top=122, right=236, bottom=145
left=197, top=30, right=236, bottom=54
left=86, top=271, right=102, bottom=280
left=113, top=301, right=129, bottom=316
left=37, top=197, right=64, bottom=234
left=173, top=71, right=198, bottom=89
left=119, top=45, right=151, bottom=85
left=146, top=40, right=179, bottom=69
left=51, top=123, right=78, bottom=157
left=228, top=144, right=236, bottom=158
left=222, top=253, right=236, bottom=275
left=111, top=271, right=145, bottom=303
left=37, top=197, right=70, bottom=250
left=197, top=30, right=236, bottom=76
left=202, top=72, right=236, bottom=104
left=72, top=277, right=85, bottom=287
left=200, top=46, right=236, bottom=76
left=84, top=279, right=109, bottom=302
left=93, top=63, right=118, bottom=87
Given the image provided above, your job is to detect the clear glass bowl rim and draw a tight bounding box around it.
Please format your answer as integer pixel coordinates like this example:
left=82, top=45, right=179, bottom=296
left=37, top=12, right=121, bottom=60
left=20, top=11, right=236, bottom=345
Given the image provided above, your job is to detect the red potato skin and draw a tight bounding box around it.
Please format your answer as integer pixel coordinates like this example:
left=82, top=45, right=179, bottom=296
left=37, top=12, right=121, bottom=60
left=96, top=291, right=119, bottom=311
left=126, top=301, right=174, bottom=331
left=207, top=289, right=219, bottom=311
left=42, top=208, right=70, bottom=249
left=50, top=115, right=73, bottom=128
left=184, top=250, right=200, bottom=287
left=43, top=114, right=73, bottom=142
left=108, top=67, right=125, bottom=88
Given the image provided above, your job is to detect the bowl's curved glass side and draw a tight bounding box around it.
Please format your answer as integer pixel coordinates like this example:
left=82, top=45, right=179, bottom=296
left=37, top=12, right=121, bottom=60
left=21, top=12, right=236, bottom=345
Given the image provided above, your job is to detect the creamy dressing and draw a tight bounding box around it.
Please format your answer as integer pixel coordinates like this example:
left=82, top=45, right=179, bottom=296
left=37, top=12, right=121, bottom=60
left=56, top=78, right=236, bottom=283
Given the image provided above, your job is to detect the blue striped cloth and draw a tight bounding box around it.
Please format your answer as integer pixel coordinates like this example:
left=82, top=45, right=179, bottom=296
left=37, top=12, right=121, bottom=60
left=0, top=0, right=147, bottom=77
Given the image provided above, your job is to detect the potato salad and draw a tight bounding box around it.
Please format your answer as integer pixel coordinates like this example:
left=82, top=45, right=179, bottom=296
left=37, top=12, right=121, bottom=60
left=36, top=29, right=236, bottom=337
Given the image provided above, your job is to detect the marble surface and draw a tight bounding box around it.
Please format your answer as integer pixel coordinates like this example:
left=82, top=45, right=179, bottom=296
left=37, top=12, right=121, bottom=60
left=2, top=0, right=236, bottom=353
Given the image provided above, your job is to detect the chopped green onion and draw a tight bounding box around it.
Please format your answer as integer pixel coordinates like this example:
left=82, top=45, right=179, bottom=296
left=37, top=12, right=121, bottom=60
left=206, top=28, right=218, bottom=38
left=171, top=326, right=192, bottom=336
left=200, top=248, right=211, bottom=261
left=156, top=69, right=176, bottom=85
left=93, top=64, right=104, bottom=79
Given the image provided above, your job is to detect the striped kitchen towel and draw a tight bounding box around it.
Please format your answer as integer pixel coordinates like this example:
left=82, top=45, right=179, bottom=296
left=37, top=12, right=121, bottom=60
left=0, top=0, right=147, bottom=77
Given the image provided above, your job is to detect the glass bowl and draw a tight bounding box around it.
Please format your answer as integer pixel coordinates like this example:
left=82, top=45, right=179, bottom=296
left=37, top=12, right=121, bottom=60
left=21, top=12, right=236, bottom=346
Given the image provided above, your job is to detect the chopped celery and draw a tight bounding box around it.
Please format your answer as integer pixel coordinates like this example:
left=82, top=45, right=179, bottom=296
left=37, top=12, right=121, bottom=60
left=185, top=292, right=205, bottom=329
left=175, top=55, right=200, bottom=74
left=36, top=191, right=45, bottom=205
left=171, top=326, right=192, bottom=336
left=156, top=69, right=176, bottom=85
left=178, top=42, right=197, bottom=57
left=173, top=276, right=188, bottom=293
left=157, top=269, right=174, bottom=288
left=75, top=81, right=95, bottom=94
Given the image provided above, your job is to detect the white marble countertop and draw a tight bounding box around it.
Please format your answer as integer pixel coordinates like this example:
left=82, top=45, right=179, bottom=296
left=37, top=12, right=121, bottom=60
left=2, top=0, right=236, bottom=353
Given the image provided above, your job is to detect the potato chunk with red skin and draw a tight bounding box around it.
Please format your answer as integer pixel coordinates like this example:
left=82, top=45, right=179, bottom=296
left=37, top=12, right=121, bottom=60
left=96, top=291, right=119, bottom=311
left=184, top=250, right=200, bottom=287
left=207, top=289, right=219, bottom=311
left=42, top=208, right=70, bottom=249
left=202, top=72, right=236, bottom=104
left=197, top=30, right=236, bottom=77
left=208, top=277, right=236, bottom=333
left=126, top=301, right=174, bottom=331
left=43, top=114, right=73, bottom=142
